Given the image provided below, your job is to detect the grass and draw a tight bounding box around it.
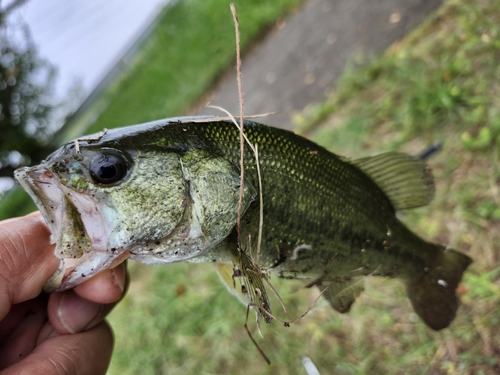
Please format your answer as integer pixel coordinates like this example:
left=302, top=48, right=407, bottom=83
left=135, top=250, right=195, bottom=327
left=106, top=0, right=500, bottom=374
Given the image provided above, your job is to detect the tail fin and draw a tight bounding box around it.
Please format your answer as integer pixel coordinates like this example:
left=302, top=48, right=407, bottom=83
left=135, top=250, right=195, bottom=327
left=405, top=247, right=472, bottom=330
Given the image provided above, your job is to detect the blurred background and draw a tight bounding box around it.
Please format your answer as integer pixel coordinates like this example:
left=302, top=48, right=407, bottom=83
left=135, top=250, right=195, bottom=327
left=1, top=0, right=499, bottom=373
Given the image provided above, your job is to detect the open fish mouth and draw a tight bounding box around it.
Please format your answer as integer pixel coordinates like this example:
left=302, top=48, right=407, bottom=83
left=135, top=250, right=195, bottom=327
left=14, top=165, right=129, bottom=292
left=15, top=167, right=62, bottom=242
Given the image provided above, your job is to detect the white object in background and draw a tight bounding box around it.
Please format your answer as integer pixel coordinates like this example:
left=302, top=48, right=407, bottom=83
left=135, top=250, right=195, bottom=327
left=302, top=356, right=320, bottom=375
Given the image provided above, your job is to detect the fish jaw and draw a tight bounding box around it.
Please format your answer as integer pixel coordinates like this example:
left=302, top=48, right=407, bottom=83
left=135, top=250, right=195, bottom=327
left=48, top=250, right=131, bottom=292
left=15, top=166, right=62, bottom=246
left=14, top=164, right=129, bottom=291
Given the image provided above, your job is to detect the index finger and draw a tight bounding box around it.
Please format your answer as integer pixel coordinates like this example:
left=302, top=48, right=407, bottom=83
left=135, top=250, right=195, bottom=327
left=0, top=213, right=59, bottom=319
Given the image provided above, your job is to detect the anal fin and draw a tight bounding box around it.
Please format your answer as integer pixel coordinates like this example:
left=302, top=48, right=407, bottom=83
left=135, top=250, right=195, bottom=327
left=319, top=278, right=365, bottom=313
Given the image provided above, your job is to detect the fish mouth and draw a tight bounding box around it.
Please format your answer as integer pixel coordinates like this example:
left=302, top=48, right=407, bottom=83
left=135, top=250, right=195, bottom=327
left=15, top=166, right=129, bottom=292
left=15, top=167, right=63, bottom=244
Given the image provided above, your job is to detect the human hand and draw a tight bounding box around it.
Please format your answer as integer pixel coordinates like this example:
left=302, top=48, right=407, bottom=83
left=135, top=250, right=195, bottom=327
left=0, top=212, right=128, bottom=374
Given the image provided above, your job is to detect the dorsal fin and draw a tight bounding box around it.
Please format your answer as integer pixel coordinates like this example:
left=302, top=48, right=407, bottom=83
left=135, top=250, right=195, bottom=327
left=351, top=152, right=435, bottom=211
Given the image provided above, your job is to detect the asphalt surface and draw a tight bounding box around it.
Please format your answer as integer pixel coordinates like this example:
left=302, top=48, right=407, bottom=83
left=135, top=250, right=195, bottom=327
left=196, top=0, right=443, bottom=130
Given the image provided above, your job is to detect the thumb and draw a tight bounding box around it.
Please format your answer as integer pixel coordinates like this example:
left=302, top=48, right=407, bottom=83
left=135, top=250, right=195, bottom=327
left=0, top=213, right=59, bottom=319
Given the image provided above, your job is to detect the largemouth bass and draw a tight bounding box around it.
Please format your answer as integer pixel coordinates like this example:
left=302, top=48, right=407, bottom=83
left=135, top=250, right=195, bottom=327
left=14, top=116, right=471, bottom=330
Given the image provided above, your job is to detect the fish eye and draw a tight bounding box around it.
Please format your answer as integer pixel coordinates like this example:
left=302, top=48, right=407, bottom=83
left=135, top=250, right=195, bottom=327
left=89, top=153, right=128, bottom=185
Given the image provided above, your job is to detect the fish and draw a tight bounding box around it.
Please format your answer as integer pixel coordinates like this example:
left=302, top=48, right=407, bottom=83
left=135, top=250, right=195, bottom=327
left=14, top=116, right=472, bottom=330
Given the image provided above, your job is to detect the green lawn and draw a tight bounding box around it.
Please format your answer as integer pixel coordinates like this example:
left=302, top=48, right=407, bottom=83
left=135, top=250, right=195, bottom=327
left=107, top=0, right=500, bottom=374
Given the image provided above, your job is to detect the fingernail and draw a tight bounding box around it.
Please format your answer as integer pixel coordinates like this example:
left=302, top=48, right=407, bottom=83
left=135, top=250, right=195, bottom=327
left=112, top=264, right=125, bottom=294
left=57, top=291, right=104, bottom=334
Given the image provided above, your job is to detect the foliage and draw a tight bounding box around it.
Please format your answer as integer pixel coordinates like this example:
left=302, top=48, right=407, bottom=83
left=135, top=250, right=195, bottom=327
left=0, top=6, right=56, bottom=178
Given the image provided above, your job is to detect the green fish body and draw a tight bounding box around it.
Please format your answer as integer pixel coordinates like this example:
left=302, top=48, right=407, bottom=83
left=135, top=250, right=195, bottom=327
left=15, top=116, right=471, bottom=330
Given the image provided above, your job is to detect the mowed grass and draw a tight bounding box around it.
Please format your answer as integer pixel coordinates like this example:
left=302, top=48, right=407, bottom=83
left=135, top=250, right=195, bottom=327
left=107, top=0, right=500, bottom=374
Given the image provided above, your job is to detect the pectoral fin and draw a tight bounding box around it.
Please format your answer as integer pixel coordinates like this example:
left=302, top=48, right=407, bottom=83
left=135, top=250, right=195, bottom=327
left=215, top=263, right=252, bottom=305
left=319, top=278, right=365, bottom=313
left=215, top=248, right=272, bottom=323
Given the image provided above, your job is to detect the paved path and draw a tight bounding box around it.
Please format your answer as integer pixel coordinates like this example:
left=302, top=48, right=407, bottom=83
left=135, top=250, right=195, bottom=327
left=196, top=0, right=442, bottom=130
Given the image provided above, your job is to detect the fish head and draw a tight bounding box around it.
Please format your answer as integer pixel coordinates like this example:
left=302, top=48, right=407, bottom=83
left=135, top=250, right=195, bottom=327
left=14, top=121, right=255, bottom=292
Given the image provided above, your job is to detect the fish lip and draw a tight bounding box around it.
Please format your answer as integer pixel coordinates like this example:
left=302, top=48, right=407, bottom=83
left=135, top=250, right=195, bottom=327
left=14, top=166, right=62, bottom=243
left=50, top=249, right=131, bottom=292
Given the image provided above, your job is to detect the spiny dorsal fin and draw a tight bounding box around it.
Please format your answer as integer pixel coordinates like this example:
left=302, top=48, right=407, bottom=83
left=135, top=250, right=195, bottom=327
left=320, top=278, right=365, bottom=313
left=351, top=152, right=435, bottom=211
